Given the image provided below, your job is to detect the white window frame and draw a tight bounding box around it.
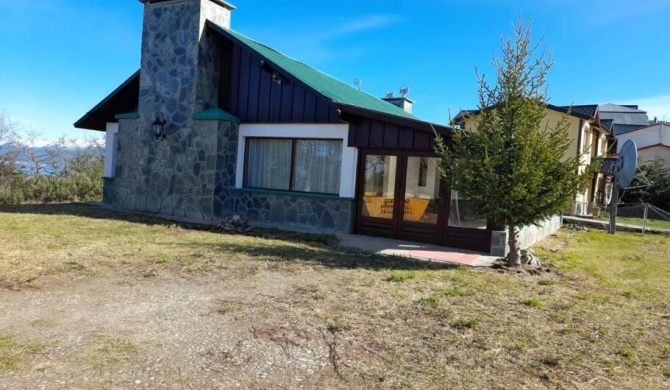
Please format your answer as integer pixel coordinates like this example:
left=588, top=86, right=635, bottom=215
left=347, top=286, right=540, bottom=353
left=236, top=124, right=357, bottom=198
left=103, top=122, right=119, bottom=178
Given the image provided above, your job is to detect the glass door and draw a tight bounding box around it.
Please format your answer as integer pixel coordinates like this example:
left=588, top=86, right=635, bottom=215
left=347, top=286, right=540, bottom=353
left=357, top=153, right=400, bottom=238
left=356, top=150, right=492, bottom=251
left=398, top=156, right=445, bottom=243
left=357, top=151, right=446, bottom=243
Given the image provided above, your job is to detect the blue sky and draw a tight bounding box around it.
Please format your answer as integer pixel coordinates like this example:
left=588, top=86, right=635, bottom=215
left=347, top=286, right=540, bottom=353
left=1, top=0, right=669, bottom=142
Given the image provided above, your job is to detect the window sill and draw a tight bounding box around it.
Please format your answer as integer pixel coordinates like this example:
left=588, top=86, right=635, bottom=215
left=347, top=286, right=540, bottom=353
left=238, top=187, right=354, bottom=201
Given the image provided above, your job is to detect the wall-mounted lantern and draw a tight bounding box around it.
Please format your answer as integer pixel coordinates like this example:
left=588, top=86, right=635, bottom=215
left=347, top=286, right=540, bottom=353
left=151, top=112, right=167, bottom=140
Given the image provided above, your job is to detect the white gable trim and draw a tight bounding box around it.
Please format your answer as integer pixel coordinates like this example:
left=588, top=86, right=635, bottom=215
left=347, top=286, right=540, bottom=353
left=235, top=123, right=357, bottom=198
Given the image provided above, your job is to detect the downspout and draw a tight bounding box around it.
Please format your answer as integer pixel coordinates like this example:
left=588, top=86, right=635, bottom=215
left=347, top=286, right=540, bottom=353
left=575, top=119, right=584, bottom=175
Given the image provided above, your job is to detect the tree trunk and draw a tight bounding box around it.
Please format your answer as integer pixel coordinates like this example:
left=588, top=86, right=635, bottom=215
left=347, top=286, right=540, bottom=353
left=507, top=224, right=521, bottom=267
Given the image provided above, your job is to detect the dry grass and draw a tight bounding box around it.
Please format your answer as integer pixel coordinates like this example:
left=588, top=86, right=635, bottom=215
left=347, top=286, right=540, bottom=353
left=0, top=334, right=51, bottom=371
left=85, top=336, right=137, bottom=371
left=1, top=204, right=670, bottom=388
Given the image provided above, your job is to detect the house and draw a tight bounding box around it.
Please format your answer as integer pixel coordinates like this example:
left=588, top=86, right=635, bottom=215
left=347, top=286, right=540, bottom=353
left=616, top=120, right=670, bottom=168
left=453, top=104, right=612, bottom=215
left=598, top=103, right=650, bottom=136
left=594, top=103, right=670, bottom=167
left=75, top=0, right=518, bottom=252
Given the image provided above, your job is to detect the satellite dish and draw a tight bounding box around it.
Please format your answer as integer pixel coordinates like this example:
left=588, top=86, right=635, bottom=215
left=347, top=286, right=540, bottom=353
left=608, top=139, right=638, bottom=235
left=616, top=140, right=638, bottom=189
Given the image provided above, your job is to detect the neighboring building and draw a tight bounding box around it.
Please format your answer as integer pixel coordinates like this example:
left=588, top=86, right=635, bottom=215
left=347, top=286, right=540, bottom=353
left=616, top=121, right=670, bottom=168
left=454, top=104, right=612, bottom=216
left=75, top=0, right=514, bottom=252
left=598, top=103, right=650, bottom=136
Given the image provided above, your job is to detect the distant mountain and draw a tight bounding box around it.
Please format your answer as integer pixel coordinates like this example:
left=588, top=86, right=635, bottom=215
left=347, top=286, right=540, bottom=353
left=1, top=144, right=102, bottom=175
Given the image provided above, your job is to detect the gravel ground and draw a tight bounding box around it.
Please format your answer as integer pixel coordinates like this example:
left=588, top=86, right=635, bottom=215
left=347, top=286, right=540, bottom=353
left=0, top=270, right=340, bottom=389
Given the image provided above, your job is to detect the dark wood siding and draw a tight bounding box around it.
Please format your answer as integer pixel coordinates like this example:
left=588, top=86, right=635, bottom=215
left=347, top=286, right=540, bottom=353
left=348, top=117, right=438, bottom=150
left=224, top=45, right=340, bottom=124
left=217, top=39, right=233, bottom=112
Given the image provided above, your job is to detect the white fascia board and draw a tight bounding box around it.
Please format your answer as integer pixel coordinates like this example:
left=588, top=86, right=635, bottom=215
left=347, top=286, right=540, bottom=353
left=103, top=122, right=119, bottom=178
left=236, top=123, right=357, bottom=198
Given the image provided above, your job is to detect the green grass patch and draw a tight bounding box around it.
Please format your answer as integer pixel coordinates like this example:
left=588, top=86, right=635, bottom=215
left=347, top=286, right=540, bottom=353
left=598, top=213, right=670, bottom=230
left=418, top=296, right=440, bottom=309
left=387, top=272, right=416, bottom=282
left=522, top=298, right=541, bottom=307
left=616, top=347, right=635, bottom=358
left=0, top=335, right=20, bottom=370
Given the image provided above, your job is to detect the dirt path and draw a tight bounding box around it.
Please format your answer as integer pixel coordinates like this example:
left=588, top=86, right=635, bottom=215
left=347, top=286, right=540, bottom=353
left=0, top=271, right=339, bottom=389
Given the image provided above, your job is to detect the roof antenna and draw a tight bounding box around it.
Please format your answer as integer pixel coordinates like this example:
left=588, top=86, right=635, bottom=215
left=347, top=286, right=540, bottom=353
left=399, top=87, right=409, bottom=97
left=385, top=91, right=394, bottom=98
left=354, top=78, right=363, bottom=91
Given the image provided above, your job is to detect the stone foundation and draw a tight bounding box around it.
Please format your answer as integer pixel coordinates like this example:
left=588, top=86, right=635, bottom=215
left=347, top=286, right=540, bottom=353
left=230, top=190, right=353, bottom=232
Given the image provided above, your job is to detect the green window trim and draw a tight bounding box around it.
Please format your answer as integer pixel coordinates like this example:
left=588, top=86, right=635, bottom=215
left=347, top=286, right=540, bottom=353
left=192, top=108, right=241, bottom=122
left=238, top=187, right=354, bottom=201
left=114, top=112, right=139, bottom=120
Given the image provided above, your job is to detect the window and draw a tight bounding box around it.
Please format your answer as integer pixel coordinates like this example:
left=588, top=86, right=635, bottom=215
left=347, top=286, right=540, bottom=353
left=103, top=123, right=119, bottom=178
left=244, top=138, right=342, bottom=195
left=448, top=190, right=487, bottom=229
left=364, top=155, right=394, bottom=197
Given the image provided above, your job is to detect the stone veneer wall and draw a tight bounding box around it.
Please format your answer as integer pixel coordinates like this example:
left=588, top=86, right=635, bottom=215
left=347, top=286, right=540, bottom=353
left=230, top=191, right=353, bottom=232
left=104, top=0, right=232, bottom=220
left=105, top=116, right=354, bottom=232
left=109, top=118, right=225, bottom=220
left=139, top=0, right=230, bottom=120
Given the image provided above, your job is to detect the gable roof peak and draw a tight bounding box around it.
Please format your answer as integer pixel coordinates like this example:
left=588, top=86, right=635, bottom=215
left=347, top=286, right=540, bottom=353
left=209, top=21, right=423, bottom=123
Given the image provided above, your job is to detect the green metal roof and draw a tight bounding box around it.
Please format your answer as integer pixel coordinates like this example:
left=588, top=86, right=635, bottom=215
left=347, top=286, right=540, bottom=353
left=221, top=26, right=419, bottom=122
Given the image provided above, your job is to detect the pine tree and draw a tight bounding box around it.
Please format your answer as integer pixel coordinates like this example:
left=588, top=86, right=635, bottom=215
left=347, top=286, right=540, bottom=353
left=436, top=20, right=592, bottom=266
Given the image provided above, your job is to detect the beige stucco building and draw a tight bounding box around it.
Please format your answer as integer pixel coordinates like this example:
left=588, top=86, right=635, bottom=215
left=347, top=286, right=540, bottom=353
left=454, top=104, right=612, bottom=216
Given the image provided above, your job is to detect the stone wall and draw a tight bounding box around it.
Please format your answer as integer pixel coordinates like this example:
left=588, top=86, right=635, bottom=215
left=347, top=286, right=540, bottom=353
left=490, top=215, right=562, bottom=256
left=106, top=116, right=354, bottom=232
left=104, top=0, right=236, bottom=220
left=230, top=191, right=354, bottom=232
left=109, top=118, right=231, bottom=220
left=138, top=0, right=230, bottom=134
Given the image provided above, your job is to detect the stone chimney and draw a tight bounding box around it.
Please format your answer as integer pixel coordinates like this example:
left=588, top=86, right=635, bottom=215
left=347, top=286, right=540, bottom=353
left=137, top=0, right=235, bottom=134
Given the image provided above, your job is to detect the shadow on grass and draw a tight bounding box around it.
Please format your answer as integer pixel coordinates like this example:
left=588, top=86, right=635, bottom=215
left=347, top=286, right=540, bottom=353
left=0, top=203, right=178, bottom=227
left=0, top=203, right=454, bottom=271
left=178, top=240, right=452, bottom=271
